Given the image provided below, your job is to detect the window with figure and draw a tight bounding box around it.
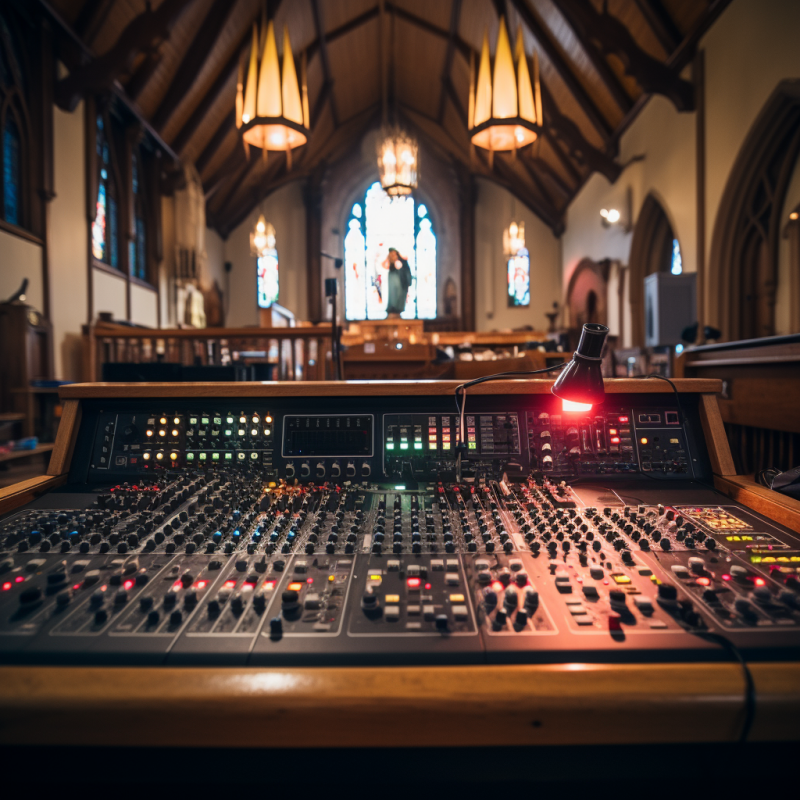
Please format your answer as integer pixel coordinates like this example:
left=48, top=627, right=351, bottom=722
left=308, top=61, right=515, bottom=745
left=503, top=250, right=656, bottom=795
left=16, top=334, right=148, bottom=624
left=0, top=12, right=29, bottom=229
left=129, top=150, right=148, bottom=282
left=344, top=181, right=436, bottom=320
left=257, top=249, right=279, bottom=308
left=92, top=114, right=120, bottom=269
left=507, top=247, right=530, bottom=307
left=670, top=238, right=683, bottom=275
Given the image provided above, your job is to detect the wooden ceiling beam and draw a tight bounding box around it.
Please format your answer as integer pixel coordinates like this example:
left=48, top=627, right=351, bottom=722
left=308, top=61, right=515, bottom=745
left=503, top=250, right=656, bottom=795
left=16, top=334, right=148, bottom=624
left=552, top=1, right=633, bottom=115
left=540, top=82, right=620, bottom=182
left=204, top=141, right=246, bottom=200
left=73, top=0, right=114, bottom=48
left=196, top=110, right=236, bottom=177
left=306, top=7, right=380, bottom=62
left=632, top=0, right=682, bottom=55
left=54, top=0, right=194, bottom=112
left=151, top=0, right=237, bottom=133
left=384, top=2, right=471, bottom=60
left=509, top=0, right=613, bottom=140
left=526, top=152, right=573, bottom=197
left=126, top=50, right=164, bottom=102
left=437, top=0, right=462, bottom=124
left=557, top=0, right=694, bottom=111
left=310, top=0, right=340, bottom=127
left=170, top=1, right=286, bottom=155
left=510, top=151, right=556, bottom=208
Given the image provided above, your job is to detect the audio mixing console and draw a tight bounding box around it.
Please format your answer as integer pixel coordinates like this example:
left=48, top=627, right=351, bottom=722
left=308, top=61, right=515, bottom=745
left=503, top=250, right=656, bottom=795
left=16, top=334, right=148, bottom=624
left=1, top=385, right=798, bottom=666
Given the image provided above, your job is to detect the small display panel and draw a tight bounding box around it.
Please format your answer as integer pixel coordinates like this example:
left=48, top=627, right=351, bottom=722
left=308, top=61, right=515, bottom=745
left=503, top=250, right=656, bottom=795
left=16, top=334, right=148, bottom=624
left=282, top=415, right=373, bottom=457
left=676, top=507, right=752, bottom=531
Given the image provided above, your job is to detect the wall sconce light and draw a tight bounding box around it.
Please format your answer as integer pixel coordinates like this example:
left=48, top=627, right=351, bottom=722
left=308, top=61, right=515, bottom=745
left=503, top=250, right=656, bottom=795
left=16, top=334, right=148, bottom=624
left=600, top=208, right=621, bottom=226
left=599, top=187, right=632, bottom=232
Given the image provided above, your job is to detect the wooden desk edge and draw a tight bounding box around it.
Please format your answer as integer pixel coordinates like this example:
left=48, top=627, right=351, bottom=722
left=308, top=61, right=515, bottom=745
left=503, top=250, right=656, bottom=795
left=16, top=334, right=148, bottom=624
left=58, top=378, right=723, bottom=400
left=0, top=662, right=797, bottom=747
left=714, top=475, right=800, bottom=533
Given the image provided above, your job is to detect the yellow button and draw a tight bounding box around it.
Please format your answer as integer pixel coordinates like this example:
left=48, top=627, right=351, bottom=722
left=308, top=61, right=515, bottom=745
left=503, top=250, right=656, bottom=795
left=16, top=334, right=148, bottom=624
left=385, top=594, right=400, bottom=603
left=611, top=574, right=631, bottom=584
left=449, top=593, right=465, bottom=602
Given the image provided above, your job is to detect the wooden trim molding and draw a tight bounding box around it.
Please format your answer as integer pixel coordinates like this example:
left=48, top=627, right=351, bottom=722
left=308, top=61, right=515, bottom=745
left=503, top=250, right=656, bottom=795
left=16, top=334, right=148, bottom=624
left=698, top=393, right=736, bottom=476
left=58, top=378, right=723, bottom=400
left=46, top=399, right=82, bottom=477
left=0, top=474, right=67, bottom=516
left=714, top=474, right=800, bottom=534
left=0, top=661, right=797, bottom=746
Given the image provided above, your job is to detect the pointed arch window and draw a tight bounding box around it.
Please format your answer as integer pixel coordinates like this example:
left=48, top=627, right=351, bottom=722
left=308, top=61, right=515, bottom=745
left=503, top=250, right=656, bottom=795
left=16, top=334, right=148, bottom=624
left=92, top=114, right=121, bottom=269
left=0, top=12, right=30, bottom=230
left=129, top=150, right=148, bottom=281
left=344, top=181, right=436, bottom=320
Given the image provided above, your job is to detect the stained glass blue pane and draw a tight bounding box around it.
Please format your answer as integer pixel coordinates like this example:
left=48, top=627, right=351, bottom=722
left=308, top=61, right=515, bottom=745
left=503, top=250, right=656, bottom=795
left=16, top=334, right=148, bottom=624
left=136, top=217, right=146, bottom=280
left=257, top=250, right=279, bottom=308
left=418, top=204, right=427, bottom=218
left=109, top=197, right=118, bottom=268
left=92, top=183, right=106, bottom=261
left=3, top=118, right=21, bottom=226
left=132, top=154, right=139, bottom=195
left=670, top=239, right=683, bottom=275
left=129, top=240, right=136, bottom=276
left=351, top=203, right=362, bottom=218
left=507, top=248, right=530, bottom=307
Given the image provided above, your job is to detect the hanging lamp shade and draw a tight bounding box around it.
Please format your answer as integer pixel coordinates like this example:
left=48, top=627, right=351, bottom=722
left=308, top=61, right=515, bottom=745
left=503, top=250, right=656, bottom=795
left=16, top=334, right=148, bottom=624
left=377, top=126, right=419, bottom=196
left=250, top=214, right=276, bottom=258
left=503, top=220, right=525, bottom=256
left=469, top=18, right=542, bottom=151
left=236, top=18, right=309, bottom=153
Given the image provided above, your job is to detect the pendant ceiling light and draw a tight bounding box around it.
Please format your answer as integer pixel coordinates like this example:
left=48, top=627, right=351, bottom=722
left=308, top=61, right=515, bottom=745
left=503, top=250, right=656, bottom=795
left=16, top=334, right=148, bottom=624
left=236, top=9, right=310, bottom=167
left=468, top=17, right=543, bottom=152
left=377, top=4, right=418, bottom=196
left=502, top=220, right=525, bottom=257
left=250, top=214, right=276, bottom=258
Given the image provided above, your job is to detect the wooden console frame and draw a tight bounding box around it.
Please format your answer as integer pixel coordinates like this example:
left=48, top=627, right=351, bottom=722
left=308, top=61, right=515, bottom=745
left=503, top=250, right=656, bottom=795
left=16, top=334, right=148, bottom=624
left=0, top=378, right=798, bottom=746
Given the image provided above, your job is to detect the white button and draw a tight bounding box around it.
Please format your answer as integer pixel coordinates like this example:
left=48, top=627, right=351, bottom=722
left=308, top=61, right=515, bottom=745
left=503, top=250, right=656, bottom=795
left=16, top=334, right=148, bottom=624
left=385, top=606, right=400, bottom=621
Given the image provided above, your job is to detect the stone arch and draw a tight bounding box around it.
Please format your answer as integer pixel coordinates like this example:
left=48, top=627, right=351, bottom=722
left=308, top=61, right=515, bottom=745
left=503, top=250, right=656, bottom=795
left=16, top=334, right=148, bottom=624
left=566, top=258, right=609, bottom=331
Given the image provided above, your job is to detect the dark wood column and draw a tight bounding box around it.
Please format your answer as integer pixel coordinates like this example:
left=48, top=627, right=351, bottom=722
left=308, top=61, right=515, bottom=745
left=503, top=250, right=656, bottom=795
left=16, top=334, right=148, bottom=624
left=458, top=166, right=476, bottom=331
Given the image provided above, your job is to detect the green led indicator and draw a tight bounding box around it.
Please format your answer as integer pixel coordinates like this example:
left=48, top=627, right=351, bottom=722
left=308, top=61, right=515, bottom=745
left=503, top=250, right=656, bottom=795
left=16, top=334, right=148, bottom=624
left=213, top=417, right=221, bottom=425
left=201, top=417, right=209, bottom=425
left=212, top=453, right=220, bottom=461
left=468, top=442, right=477, bottom=450
left=414, top=443, right=422, bottom=450
left=400, top=443, right=409, bottom=450
left=386, top=442, right=395, bottom=450
left=224, top=452, right=233, bottom=460
left=237, top=452, right=246, bottom=460
left=250, top=452, right=259, bottom=460
left=199, top=452, right=207, bottom=461
left=186, top=453, right=195, bottom=461
left=226, top=416, right=234, bottom=424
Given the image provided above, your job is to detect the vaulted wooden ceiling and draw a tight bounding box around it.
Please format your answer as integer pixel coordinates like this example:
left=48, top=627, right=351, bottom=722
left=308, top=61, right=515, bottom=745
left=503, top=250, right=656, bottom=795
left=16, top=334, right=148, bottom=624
left=44, top=0, right=730, bottom=238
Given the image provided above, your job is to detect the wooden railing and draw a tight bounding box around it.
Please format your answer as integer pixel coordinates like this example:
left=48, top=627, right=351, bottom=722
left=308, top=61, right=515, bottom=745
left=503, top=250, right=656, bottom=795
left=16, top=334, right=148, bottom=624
left=82, top=322, right=335, bottom=382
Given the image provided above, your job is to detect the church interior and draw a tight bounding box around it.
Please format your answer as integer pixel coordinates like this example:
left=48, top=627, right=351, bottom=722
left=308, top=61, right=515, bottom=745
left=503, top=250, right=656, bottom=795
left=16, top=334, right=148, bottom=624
left=0, top=0, right=799, bottom=790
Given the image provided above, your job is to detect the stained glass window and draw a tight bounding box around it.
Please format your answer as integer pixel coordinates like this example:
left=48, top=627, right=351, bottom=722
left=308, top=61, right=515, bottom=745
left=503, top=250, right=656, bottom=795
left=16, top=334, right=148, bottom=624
left=507, top=248, right=530, bottom=307
left=670, top=238, right=683, bottom=275
left=92, top=115, right=119, bottom=268
left=3, top=116, right=20, bottom=226
left=257, top=249, right=280, bottom=308
left=129, top=152, right=147, bottom=281
left=344, top=181, right=436, bottom=320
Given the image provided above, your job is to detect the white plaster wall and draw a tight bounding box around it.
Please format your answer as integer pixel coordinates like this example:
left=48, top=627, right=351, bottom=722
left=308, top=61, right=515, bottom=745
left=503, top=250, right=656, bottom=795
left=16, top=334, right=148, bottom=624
left=0, top=231, right=43, bottom=311
left=49, top=101, right=88, bottom=381
left=92, top=269, right=127, bottom=320
left=474, top=178, right=562, bottom=332
left=223, top=181, right=307, bottom=327
left=130, top=283, right=158, bottom=327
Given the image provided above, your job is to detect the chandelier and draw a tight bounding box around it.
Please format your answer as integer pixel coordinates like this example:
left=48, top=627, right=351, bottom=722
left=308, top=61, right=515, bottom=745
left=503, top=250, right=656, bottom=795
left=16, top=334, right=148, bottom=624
left=236, top=14, right=310, bottom=166
left=468, top=17, right=543, bottom=152
left=250, top=214, right=276, bottom=258
left=503, top=220, right=525, bottom=256
left=378, top=126, right=418, bottom=196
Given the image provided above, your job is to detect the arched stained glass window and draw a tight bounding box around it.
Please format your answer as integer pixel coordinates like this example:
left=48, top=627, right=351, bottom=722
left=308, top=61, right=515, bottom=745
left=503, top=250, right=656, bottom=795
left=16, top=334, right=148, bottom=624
left=129, top=151, right=148, bottom=281
left=3, top=116, right=20, bottom=225
left=257, top=241, right=279, bottom=308
left=507, top=247, right=530, bottom=307
left=92, top=115, right=119, bottom=268
left=344, top=181, right=437, bottom=320
left=670, top=238, right=683, bottom=275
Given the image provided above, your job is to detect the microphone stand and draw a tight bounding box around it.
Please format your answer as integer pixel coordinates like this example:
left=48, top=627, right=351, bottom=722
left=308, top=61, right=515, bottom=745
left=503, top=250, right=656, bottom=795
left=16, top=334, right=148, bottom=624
left=321, top=253, right=344, bottom=380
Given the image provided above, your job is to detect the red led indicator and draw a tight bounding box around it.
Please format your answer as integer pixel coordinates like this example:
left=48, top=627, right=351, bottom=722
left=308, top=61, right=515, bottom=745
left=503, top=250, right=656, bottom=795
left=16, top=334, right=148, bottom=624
left=2, top=582, right=11, bottom=591
left=425, top=583, right=432, bottom=590
left=172, top=581, right=183, bottom=590
left=610, top=437, right=621, bottom=444
left=722, top=574, right=731, bottom=581
left=619, top=416, right=629, bottom=423
left=264, top=581, right=276, bottom=589
left=695, top=577, right=711, bottom=586
left=306, top=577, right=314, bottom=584
left=72, top=583, right=81, bottom=591
left=223, top=580, right=237, bottom=590
left=15, top=575, right=24, bottom=583
left=491, top=580, right=504, bottom=593
left=123, top=580, right=134, bottom=591
left=754, top=578, right=766, bottom=587
left=242, top=582, right=255, bottom=591
left=407, top=577, right=421, bottom=588
left=195, top=580, right=208, bottom=590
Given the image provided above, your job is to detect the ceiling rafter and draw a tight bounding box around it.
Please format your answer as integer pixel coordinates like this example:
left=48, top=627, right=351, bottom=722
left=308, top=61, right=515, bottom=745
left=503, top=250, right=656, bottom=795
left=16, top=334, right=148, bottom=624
left=384, top=2, right=470, bottom=60
left=196, top=110, right=236, bottom=177
left=437, top=0, right=462, bottom=124
left=54, top=0, right=194, bottom=112
left=526, top=152, right=573, bottom=197
left=150, top=0, right=237, bottom=133
left=508, top=0, right=613, bottom=140
left=557, top=0, right=694, bottom=111
left=126, top=49, right=164, bottom=102
left=551, top=1, right=633, bottom=115
left=632, top=0, right=682, bottom=55
left=510, top=151, right=557, bottom=208
left=73, top=0, right=114, bottom=47
left=310, top=0, right=340, bottom=127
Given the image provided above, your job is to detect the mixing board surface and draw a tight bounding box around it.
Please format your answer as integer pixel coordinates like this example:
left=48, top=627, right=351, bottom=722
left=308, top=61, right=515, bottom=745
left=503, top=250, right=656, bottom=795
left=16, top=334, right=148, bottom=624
left=2, top=388, right=799, bottom=665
